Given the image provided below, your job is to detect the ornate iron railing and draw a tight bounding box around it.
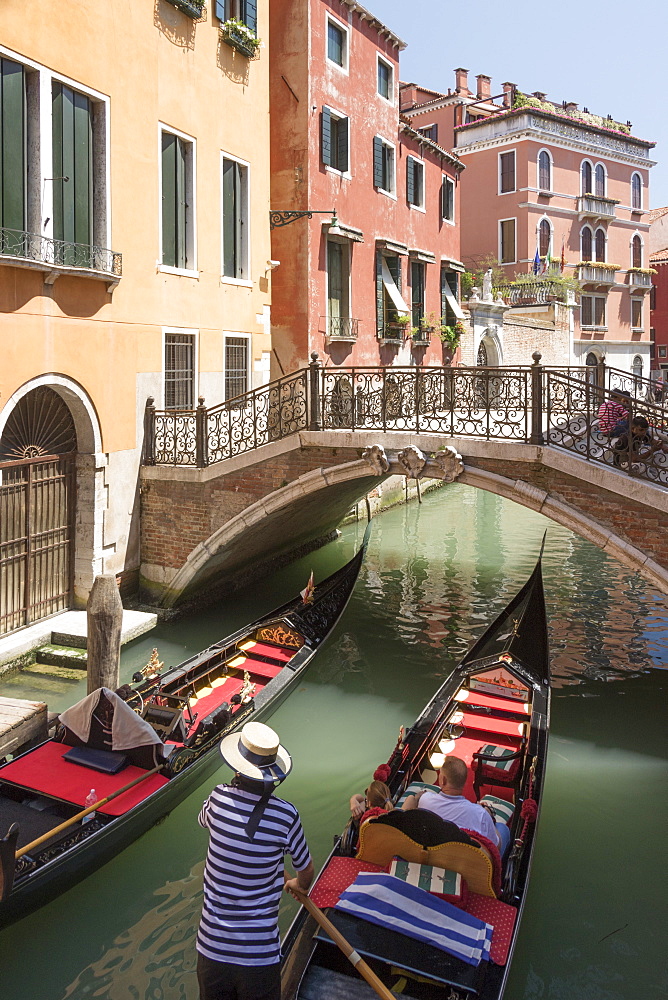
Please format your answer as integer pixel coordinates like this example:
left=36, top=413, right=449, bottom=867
left=493, top=279, right=568, bottom=307
left=324, top=317, right=359, bottom=340
left=0, top=226, right=122, bottom=277
left=143, top=355, right=668, bottom=489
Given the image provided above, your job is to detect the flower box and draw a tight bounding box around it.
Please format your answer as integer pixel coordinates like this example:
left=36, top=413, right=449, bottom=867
left=221, top=19, right=261, bottom=57
left=166, top=0, right=205, bottom=19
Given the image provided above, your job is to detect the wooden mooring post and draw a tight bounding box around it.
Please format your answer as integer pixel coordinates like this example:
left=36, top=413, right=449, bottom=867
left=86, top=576, right=123, bottom=694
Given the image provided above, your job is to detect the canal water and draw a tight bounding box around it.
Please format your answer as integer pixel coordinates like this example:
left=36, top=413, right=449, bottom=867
left=0, top=484, right=666, bottom=1000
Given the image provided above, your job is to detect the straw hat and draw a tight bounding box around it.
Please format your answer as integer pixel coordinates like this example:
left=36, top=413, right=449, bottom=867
left=219, top=721, right=292, bottom=784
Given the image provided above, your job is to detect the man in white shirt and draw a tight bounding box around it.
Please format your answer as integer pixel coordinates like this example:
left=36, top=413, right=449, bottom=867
left=402, top=755, right=509, bottom=856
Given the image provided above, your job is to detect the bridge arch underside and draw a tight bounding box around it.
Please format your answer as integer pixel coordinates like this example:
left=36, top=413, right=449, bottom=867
left=140, top=434, right=668, bottom=608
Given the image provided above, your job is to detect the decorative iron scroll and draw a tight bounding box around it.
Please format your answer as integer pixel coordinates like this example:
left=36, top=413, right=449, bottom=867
left=256, top=623, right=304, bottom=649
left=0, top=225, right=122, bottom=276
left=153, top=410, right=198, bottom=466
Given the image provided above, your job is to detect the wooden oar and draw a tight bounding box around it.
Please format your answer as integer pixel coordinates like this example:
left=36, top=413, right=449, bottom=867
left=290, top=887, right=397, bottom=1000
left=15, top=764, right=164, bottom=860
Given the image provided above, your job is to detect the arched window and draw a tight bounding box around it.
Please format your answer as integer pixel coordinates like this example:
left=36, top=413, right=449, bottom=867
left=539, top=219, right=551, bottom=258
left=632, top=355, right=643, bottom=379
left=595, top=164, right=606, bottom=197
left=632, top=234, right=643, bottom=269
left=538, top=151, right=551, bottom=191
left=581, top=160, right=592, bottom=195
left=477, top=341, right=488, bottom=366
left=595, top=228, right=606, bottom=263
left=585, top=351, right=600, bottom=385
left=631, top=173, right=642, bottom=211
left=581, top=225, right=593, bottom=261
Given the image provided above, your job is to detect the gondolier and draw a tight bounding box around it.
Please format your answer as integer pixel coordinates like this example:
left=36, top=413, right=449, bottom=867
left=196, top=721, right=314, bottom=1000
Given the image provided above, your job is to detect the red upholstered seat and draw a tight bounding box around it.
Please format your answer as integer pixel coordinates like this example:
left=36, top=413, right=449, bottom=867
left=459, top=690, right=530, bottom=716
left=310, top=857, right=386, bottom=909
left=460, top=712, right=527, bottom=740
left=242, top=657, right=283, bottom=680
left=0, top=741, right=169, bottom=816
left=245, top=642, right=294, bottom=663
left=465, top=892, right=517, bottom=966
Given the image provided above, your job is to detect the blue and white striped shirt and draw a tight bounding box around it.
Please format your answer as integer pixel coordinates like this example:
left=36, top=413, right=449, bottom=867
left=196, top=784, right=311, bottom=966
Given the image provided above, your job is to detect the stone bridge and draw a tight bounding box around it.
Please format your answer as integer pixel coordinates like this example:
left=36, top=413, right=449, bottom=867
left=140, top=424, right=668, bottom=608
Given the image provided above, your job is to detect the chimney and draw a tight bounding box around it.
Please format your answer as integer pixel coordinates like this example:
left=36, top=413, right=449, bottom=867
left=476, top=75, right=491, bottom=101
left=532, top=91, right=547, bottom=102
left=502, top=82, right=516, bottom=108
left=454, top=67, right=470, bottom=95
left=565, top=102, right=578, bottom=113
left=399, top=84, right=417, bottom=111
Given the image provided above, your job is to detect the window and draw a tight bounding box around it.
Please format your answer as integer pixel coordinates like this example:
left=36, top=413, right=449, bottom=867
left=499, top=151, right=515, bottom=193
left=376, top=251, right=409, bottom=336
left=539, top=219, right=551, bottom=258
left=632, top=354, right=643, bottom=379
left=631, top=173, right=642, bottom=211
left=326, top=17, right=347, bottom=69
left=581, top=225, right=593, bottom=261
left=377, top=57, right=393, bottom=101
left=651, top=285, right=656, bottom=311
left=406, top=156, right=424, bottom=208
left=222, top=154, right=249, bottom=280
left=164, top=332, right=196, bottom=409
left=214, top=0, right=257, bottom=31
left=53, top=81, right=93, bottom=259
left=321, top=107, right=349, bottom=172
left=161, top=128, right=195, bottom=271
left=373, top=137, right=394, bottom=194
left=441, top=267, right=464, bottom=326
left=538, top=150, right=551, bottom=191
left=631, top=299, right=643, bottom=330
left=595, top=164, right=606, bottom=197
left=595, top=227, right=606, bottom=263
left=418, top=124, right=438, bottom=142
left=327, top=238, right=350, bottom=336
left=631, top=234, right=643, bottom=269
left=0, top=57, right=26, bottom=237
left=581, top=294, right=606, bottom=328
left=441, top=176, right=455, bottom=222
left=410, top=260, right=425, bottom=329
left=581, top=160, right=593, bottom=195
left=224, top=336, right=249, bottom=401
left=659, top=345, right=667, bottom=359
left=499, top=219, right=516, bottom=264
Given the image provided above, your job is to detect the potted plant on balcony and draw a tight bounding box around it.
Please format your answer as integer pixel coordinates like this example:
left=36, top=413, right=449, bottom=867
left=439, top=319, right=465, bottom=351
left=220, top=17, right=262, bottom=57
left=168, top=0, right=206, bottom=19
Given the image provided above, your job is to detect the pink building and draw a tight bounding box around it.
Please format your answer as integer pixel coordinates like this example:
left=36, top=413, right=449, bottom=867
left=401, top=71, right=656, bottom=377
left=269, top=0, right=464, bottom=376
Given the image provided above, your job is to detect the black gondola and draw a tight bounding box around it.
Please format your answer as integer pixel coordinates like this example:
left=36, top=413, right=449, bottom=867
left=0, top=527, right=370, bottom=928
left=282, top=546, right=550, bottom=1000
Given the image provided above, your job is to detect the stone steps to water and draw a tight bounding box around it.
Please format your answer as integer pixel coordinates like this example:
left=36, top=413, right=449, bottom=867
left=35, top=643, right=88, bottom=670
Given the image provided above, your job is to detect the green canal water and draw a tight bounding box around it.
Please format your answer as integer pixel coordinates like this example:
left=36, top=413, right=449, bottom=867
left=0, top=484, right=666, bottom=1000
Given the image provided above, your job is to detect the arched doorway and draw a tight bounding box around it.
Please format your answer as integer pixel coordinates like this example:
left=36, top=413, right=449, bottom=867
left=0, top=387, right=77, bottom=634
left=585, top=351, right=603, bottom=387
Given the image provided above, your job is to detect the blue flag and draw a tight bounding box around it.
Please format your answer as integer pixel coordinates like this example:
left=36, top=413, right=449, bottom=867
left=532, top=247, right=540, bottom=275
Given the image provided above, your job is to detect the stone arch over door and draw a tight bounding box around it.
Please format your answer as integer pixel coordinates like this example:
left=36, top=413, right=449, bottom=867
left=0, top=376, right=104, bottom=618
left=477, top=327, right=502, bottom=367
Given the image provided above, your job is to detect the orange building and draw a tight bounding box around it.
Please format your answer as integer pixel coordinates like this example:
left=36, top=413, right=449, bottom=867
left=269, top=0, right=464, bottom=374
left=0, top=0, right=272, bottom=634
left=401, top=70, right=656, bottom=377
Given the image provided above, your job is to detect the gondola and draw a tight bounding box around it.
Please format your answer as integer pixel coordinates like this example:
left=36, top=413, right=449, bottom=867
left=0, top=526, right=370, bottom=928
left=282, top=546, right=550, bottom=1000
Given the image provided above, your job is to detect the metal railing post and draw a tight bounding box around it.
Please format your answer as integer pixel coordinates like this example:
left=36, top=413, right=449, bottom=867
left=530, top=351, right=545, bottom=445
left=143, top=397, right=156, bottom=465
left=309, top=353, right=322, bottom=430
left=196, top=396, right=208, bottom=468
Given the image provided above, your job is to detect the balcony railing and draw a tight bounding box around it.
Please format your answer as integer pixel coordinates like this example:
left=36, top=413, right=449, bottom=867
left=324, top=317, right=359, bottom=341
left=494, top=278, right=568, bottom=307
left=577, top=195, right=618, bottom=220
left=627, top=270, right=653, bottom=290
left=220, top=20, right=261, bottom=57
left=411, top=327, right=432, bottom=344
left=577, top=263, right=619, bottom=286
left=165, top=0, right=205, bottom=18
left=0, top=226, right=122, bottom=283
left=379, top=322, right=408, bottom=343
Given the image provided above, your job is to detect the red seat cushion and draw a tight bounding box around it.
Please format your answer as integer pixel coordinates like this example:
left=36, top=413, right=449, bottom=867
left=244, top=641, right=294, bottom=662
left=310, top=857, right=386, bottom=909
left=465, top=892, right=517, bottom=966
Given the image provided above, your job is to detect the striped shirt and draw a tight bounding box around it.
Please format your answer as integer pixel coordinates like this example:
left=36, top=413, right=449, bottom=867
left=196, top=784, right=311, bottom=966
left=597, top=399, right=628, bottom=435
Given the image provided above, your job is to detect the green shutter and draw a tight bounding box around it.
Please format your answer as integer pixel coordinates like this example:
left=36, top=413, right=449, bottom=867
left=321, top=107, right=332, bottom=167
left=373, top=136, right=383, bottom=188
left=161, top=131, right=177, bottom=267
left=53, top=82, right=92, bottom=262
left=337, top=117, right=348, bottom=172
left=406, top=155, right=414, bottom=204
left=73, top=89, right=92, bottom=252
left=0, top=58, right=26, bottom=235
left=176, top=136, right=187, bottom=269
left=243, top=0, right=257, bottom=31
left=376, top=251, right=384, bottom=335
left=223, top=158, right=242, bottom=278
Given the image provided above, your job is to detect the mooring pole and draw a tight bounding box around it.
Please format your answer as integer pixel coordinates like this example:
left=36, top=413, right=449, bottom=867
left=86, top=575, right=123, bottom=694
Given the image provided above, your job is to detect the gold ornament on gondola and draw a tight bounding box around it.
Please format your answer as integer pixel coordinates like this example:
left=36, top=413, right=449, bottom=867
left=239, top=670, right=256, bottom=704
left=139, top=648, right=163, bottom=680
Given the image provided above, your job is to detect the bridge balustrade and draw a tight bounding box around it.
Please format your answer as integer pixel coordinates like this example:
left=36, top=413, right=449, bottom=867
left=142, top=355, right=668, bottom=489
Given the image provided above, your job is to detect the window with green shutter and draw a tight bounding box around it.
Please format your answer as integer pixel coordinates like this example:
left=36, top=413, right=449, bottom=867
left=441, top=267, right=459, bottom=325
left=222, top=156, right=248, bottom=279
left=441, top=176, right=454, bottom=222
left=215, top=0, right=257, bottom=30
left=373, top=137, right=394, bottom=193
left=0, top=58, right=26, bottom=244
left=52, top=81, right=93, bottom=263
left=411, top=261, right=424, bottom=329
left=406, top=156, right=424, bottom=207
left=162, top=129, right=194, bottom=270
left=322, top=108, right=349, bottom=172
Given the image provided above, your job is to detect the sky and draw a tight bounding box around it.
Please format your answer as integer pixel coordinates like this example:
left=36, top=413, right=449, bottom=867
left=369, top=0, right=667, bottom=208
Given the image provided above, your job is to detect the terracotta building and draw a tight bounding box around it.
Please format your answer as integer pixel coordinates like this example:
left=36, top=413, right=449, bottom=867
left=0, top=0, right=272, bottom=633
left=401, top=70, right=656, bottom=376
left=269, top=0, right=464, bottom=375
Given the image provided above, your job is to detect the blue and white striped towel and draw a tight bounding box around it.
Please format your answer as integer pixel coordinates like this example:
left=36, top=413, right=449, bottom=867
left=334, top=873, right=493, bottom=967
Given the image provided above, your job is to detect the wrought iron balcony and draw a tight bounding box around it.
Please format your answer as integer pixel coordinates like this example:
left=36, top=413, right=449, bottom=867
left=494, top=279, right=567, bottom=307
left=577, top=195, right=618, bottom=221
left=379, top=321, right=408, bottom=343
left=627, top=270, right=653, bottom=290
left=411, top=326, right=432, bottom=344
left=0, top=226, right=122, bottom=286
left=324, top=317, right=359, bottom=342
left=577, top=263, right=619, bottom=286
left=165, top=0, right=205, bottom=18
left=220, top=20, right=260, bottom=57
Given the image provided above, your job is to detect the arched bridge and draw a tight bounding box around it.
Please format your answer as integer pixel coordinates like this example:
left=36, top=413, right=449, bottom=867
left=140, top=357, right=668, bottom=607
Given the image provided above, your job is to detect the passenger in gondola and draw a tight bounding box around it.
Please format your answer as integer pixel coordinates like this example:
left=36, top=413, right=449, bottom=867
left=349, top=780, right=393, bottom=825
left=401, top=756, right=511, bottom=857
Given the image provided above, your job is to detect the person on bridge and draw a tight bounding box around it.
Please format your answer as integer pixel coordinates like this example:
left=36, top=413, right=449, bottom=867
left=196, top=721, right=313, bottom=1000
left=401, top=755, right=511, bottom=857
left=597, top=390, right=631, bottom=437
